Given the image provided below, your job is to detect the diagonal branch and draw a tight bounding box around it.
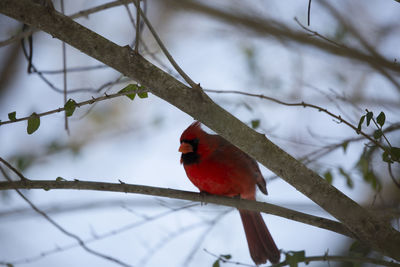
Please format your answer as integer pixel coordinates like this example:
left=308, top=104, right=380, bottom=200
left=131, top=0, right=198, bottom=88
left=0, top=0, right=399, bottom=260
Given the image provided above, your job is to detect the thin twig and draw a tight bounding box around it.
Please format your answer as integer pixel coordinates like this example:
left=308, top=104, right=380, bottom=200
left=0, top=87, right=149, bottom=126
left=0, top=157, right=29, bottom=181
left=204, top=249, right=254, bottom=267
left=272, top=254, right=400, bottom=267
left=134, top=0, right=140, bottom=53
left=8, top=203, right=197, bottom=265
left=294, top=17, right=343, bottom=48
left=0, top=166, right=132, bottom=267
left=173, top=0, right=400, bottom=73
left=138, top=222, right=205, bottom=266
left=20, top=38, right=98, bottom=94
left=204, top=89, right=387, bottom=152
left=319, top=1, right=400, bottom=93
left=37, top=64, right=108, bottom=74
left=367, top=109, right=392, bottom=149
left=183, top=210, right=231, bottom=267
left=61, top=0, right=69, bottom=134
left=387, top=163, right=400, bottom=189
left=131, top=0, right=199, bottom=88
left=307, top=0, right=312, bottom=26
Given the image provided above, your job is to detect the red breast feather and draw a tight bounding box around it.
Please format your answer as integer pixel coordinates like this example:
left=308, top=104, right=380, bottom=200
left=180, top=122, right=266, bottom=199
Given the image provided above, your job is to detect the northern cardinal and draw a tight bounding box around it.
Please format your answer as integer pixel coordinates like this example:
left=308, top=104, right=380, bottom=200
left=179, top=121, right=280, bottom=265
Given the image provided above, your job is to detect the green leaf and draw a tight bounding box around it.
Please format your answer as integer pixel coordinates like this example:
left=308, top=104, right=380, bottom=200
left=220, top=254, right=231, bottom=260
left=118, top=84, right=138, bottom=100
left=339, top=167, right=353, bottom=189
left=212, top=260, right=220, bottom=267
left=138, top=91, right=148, bottom=98
left=14, top=155, right=34, bottom=171
left=27, top=113, right=40, bottom=134
left=376, top=112, right=385, bottom=127
left=286, top=250, right=305, bottom=267
left=366, top=111, right=373, bottom=126
left=391, top=147, right=400, bottom=162
left=323, top=171, right=333, bottom=184
left=251, top=119, right=260, bottom=129
left=357, top=115, right=365, bottom=134
left=365, top=172, right=380, bottom=191
left=356, top=155, right=368, bottom=175
left=342, top=141, right=349, bottom=153
left=382, top=150, right=392, bottom=163
left=64, top=99, right=77, bottom=117
left=373, top=129, right=382, bottom=139
left=8, top=111, right=16, bottom=121
left=56, top=177, right=67, bottom=182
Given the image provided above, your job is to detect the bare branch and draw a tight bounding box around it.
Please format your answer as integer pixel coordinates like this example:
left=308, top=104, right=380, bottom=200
left=134, top=0, right=140, bottom=53
left=0, top=167, right=132, bottom=267
left=60, top=0, right=69, bottom=133
left=8, top=203, right=197, bottom=265
left=0, top=179, right=354, bottom=238
left=206, top=249, right=400, bottom=267
left=204, top=89, right=387, bottom=152
left=272, top=254, right=400, bottom=267
left=131, top=0, right=199, bottom=88
left=0, top=87, right=148, bottom=126
left=319, top=1, right=400, bottom=92
left=0, top=157, right=28, bottom=181
left=171, top=0, right=400, bottom=73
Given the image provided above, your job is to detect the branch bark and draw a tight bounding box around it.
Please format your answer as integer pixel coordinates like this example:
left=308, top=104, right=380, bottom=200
left=0, top=180, right=353, bottom=237
left=0, top=0, right=399, bottom=259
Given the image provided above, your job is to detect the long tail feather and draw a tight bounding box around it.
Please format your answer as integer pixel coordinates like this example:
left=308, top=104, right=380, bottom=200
left=239, top=209, right=280, bottom=265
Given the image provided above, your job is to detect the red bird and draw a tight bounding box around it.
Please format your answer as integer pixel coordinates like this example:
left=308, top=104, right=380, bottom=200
left=179, top=121, right=280, bottom=265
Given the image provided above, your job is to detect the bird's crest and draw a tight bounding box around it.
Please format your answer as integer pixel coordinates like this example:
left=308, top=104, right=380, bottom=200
left=180, top=121, right=203, bottom=141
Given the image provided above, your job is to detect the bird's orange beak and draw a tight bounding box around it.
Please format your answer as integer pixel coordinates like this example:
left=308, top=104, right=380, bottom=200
left=179, top=142, right=193, bottom=154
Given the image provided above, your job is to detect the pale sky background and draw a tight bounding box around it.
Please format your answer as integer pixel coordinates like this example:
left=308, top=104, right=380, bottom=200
left=0, top=0, right=399, bottom=267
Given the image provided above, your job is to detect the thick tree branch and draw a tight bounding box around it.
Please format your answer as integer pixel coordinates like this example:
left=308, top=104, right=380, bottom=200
left=0, top=179, right=353, bottom=237
left=0, top=0, right=399, bottom=260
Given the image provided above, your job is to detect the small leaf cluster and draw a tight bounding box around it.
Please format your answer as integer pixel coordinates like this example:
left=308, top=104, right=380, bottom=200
left=357, top=110, right=385, bottom=136
left=357, top=110, right=399, bottom=164
left=7, top=111, right=41, bottom=135
left=356, top=149, right=382, bottom=191
left=211, top=254, right=231, bottom=267
left=118, top=84, right=148, bottom=100
left=323, top=167, right=354, bottom=189
left=323, top=155, right=381, bottom=191
left=250, top=119, right=260, bottom=129
left=284, top=250, right=305, bottom=267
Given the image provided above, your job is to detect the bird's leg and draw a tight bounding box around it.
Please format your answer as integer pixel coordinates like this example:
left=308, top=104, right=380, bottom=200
left=199, top=191, right=211, bottom=206
left=232, top=194, right=242, bottom=199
